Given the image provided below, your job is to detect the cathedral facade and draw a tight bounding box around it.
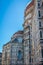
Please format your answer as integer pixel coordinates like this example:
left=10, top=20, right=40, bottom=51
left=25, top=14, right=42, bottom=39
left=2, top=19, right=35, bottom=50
left=2, top=31, right=24, bottom=65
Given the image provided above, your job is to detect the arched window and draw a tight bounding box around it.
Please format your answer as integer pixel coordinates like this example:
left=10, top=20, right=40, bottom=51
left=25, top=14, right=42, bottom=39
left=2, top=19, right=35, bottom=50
left=40, top=31, right=42, bottom=38
left=17, top=50, right=22, bottom=60
left=14, top=38, right=18, bottom=43
left=38, top=10, right=41, bottom=17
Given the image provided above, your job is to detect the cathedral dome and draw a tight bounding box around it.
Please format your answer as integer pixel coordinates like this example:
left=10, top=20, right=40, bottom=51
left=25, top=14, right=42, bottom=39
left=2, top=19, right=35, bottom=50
left=24, top=0, right=34, bottom=16
left=11, top=30, right=23, bottom=41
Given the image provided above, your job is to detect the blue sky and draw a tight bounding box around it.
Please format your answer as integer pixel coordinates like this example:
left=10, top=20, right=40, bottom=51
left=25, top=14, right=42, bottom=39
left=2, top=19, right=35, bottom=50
left=0, top=0, right=31, bottom=52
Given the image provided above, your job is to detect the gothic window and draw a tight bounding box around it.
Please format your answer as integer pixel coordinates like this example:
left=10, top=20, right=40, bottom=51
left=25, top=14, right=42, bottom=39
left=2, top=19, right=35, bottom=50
left=39, top=21, right=41, bottom=27
left=40, top=31, right=42, bottom=38
left=38, top=3, right=40, bottom=8
left=14, top=38, right=18, bottom=43
left=17, top=50, right=22, bottom=60
left=38, top=11, right=41, bottom=17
